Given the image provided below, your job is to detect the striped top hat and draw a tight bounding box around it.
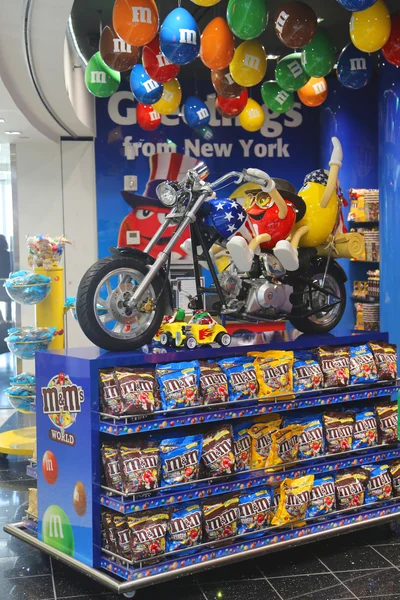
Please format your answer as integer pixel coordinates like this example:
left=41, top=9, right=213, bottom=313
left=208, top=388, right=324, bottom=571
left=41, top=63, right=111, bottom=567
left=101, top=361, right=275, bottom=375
left=121, top=153, right=206, bottom=208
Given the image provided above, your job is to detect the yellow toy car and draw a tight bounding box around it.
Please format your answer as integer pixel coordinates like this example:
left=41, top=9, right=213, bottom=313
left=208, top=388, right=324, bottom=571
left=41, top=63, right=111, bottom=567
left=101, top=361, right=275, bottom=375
left=154, top=309, right=187, bottom=348
left=154, top=310, right=232, bottom=349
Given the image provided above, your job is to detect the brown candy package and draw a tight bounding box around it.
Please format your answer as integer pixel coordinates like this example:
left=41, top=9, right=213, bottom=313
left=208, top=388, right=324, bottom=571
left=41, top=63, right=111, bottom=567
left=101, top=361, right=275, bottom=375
left=375, top=403, right=398, bottom=444
left=102, top=512, right=118, bottom=553
left=113, top=515, right=132, bottom=560
left=114, top=368, right=155, bottom=415
left=101, top=445, right=122, bottom=492
left=370, top=342, right=398, bottom=381
left=390, top=461, right=400, bottom=496
left=203, top=496, right=239, bottom=542
left=335, top=469, right=368, bottom=510
left=199, top=362, right=229, bottom=405
left=323, top=412, right=355, bottom=453
left=317, top=346, right=350, bottom=388
left=119, top=444, right=159, bottom=494
left=201, top=427, right=235, bottom=477
left=128, top=510, right=169, bottom=562
left=99, top=369, right=123, bottom=415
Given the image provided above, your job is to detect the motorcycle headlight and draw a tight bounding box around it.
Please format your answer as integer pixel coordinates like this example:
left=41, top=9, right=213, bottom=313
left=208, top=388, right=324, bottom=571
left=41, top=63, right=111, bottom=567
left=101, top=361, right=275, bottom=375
left=156, top=182, right=177, bottom=207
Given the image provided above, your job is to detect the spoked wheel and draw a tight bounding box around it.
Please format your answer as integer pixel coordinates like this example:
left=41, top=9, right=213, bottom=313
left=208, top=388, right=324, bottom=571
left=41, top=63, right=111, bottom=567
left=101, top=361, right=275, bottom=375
left=76, top=256, right=167, bottom=351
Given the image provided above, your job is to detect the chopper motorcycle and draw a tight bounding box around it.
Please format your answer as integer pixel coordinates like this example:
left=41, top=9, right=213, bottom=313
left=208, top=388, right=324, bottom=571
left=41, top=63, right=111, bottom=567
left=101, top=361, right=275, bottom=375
left=76, top=157, right=347, bottom=352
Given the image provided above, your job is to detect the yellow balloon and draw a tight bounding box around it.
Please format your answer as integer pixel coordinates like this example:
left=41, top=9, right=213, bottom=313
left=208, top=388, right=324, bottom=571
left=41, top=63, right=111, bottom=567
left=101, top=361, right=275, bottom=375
left=292, top=182, right=339, bottom=247
left=230, top=40, right=267, bottom=87
left=152, top=79, right=182, bottom=115
left=350, top=0, right=391, bottom=53
left=191, top=0, right=220, bottom=5
left=239, top=98, right=265, bottom=132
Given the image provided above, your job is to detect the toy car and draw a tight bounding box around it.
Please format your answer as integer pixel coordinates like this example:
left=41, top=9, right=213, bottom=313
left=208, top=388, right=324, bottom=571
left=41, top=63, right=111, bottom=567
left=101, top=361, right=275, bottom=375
left=154, top=310, right=232, bottom=349
left=154, top=309, right=186, bottom=348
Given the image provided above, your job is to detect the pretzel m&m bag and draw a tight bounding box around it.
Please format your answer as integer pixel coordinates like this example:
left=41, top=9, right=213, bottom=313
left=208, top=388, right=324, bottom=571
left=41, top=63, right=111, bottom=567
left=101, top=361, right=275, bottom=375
left=271, top=475, right=314, bottom=526
left=349, top=345, right=378, bottom=385
left=250, top=350, right=294, bottom=400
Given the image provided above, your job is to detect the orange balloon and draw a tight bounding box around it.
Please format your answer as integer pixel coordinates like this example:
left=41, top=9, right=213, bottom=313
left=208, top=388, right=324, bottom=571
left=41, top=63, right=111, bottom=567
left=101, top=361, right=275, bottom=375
left=113, top=0, right=159, bottom=47
left=200, top=17, right=235, bottom=70
left=297, top=77, right=328, bottom=107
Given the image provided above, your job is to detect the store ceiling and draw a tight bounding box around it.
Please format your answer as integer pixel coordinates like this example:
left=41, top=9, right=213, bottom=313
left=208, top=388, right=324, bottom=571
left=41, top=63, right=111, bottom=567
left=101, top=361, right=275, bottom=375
left=0, top=77, right=47, bottom=143
left=71, top=0, right=398, bottom=77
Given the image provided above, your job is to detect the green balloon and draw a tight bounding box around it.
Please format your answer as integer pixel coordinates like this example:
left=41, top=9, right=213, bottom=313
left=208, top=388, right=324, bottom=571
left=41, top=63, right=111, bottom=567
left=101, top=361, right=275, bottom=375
left=85, top=51, right=120, bottom=98
left=301, top=29, right=336, bottom=78
left=195, top=126, right=214, bottom=141
left=261, top=81, right=295, bottom=114
left=275, top=53, right=310, bottom=92
left=42, top=505, right=75, bottom=557
left=227, top=0, right=269, bottom=40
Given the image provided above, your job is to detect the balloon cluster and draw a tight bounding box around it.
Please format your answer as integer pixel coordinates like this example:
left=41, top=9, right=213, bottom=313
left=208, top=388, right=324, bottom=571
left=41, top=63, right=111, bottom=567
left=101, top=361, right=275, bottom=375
left=84, top=0, right=400, bottom=135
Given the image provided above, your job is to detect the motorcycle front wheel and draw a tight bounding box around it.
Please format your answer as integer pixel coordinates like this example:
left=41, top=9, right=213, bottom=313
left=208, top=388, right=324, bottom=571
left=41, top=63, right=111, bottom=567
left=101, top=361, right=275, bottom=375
left=76, top=255, right=167, bottom=351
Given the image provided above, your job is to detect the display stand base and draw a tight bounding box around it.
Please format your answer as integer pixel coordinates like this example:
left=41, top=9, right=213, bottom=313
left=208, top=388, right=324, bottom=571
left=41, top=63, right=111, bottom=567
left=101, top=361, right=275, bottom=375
left=0, top=426, right=35, bottom=457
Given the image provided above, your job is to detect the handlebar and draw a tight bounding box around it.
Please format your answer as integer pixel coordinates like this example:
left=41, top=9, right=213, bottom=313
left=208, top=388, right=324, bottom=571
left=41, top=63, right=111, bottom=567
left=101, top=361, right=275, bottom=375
left=209, top=168, right=273, bottom=192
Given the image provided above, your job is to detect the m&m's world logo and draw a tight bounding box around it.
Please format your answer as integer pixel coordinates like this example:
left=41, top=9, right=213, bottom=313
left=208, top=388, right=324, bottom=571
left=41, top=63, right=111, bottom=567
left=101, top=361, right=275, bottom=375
left=41, top=372, right=84, bottom=446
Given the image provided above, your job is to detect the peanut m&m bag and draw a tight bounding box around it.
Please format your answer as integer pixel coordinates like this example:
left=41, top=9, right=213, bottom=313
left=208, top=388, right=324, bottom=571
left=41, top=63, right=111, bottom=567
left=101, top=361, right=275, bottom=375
left=364, top=464, right=393, bottom=504
left=293, top=351, right=323, bottom=393
left=349, top=344, right=378, bottom=385
left=218, top=357, right=258, bottom=402
left=157, top=361, right=200, bottom=410
left=238, top=489, right=272, bottom=535
left=167, top=503, right=202, bottom=552
left=159, top=435, right=202, bottom=487
left=352, top=408, right=378, bottom=449
left=307, top=476, right=335, bottom=518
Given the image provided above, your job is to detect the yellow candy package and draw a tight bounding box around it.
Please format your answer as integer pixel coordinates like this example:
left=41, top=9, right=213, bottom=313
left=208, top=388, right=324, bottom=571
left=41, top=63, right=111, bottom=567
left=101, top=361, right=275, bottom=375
left=250, top=350, right=294, bottom=400
left=248, top=418, right=282, bottom=469
left=271, top=475, right=314, bottom=526
left=266, top=424, right=304, bottom=468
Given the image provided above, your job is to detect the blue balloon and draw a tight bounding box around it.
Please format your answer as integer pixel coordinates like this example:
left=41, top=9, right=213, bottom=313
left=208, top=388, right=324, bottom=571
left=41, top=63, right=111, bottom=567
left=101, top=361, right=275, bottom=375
left=337, top=43, right=373, bottom=89
left=183, top=96, right=211, bottom=129
left=129, top=65, right=163, bottom=104
left=336, top=0, right=377, bottom=10
left=160, top=8, right=200, bottom=65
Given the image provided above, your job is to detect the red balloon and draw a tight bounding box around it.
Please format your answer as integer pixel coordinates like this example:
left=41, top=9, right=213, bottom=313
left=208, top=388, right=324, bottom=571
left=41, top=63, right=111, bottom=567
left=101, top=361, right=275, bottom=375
left=142, top=35, right=180, bottom=83
left=216, top=89, right=248, bottom=117
left=137, top=103, right=162, bottom=130
left=382, top=12, right=400, bottom=67
left=42, top=450, right=58, bottom=485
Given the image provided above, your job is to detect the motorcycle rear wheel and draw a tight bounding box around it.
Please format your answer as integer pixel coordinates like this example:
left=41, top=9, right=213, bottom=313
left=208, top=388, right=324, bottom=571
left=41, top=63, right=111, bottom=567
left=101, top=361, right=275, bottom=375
left=76, top=255, right=166, bottom=351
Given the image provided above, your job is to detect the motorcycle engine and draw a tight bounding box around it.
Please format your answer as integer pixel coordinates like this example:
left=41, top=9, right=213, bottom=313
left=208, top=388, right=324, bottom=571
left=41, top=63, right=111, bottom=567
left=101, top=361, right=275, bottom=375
left=217, top=272, right=242, bottom=298
left=245, top=281, right=293, bottom=314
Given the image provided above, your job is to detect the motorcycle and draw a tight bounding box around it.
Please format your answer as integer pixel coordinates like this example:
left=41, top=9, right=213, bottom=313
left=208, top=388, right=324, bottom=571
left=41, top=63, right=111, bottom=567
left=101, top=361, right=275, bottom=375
left=76, top=163, right=347, bottom=352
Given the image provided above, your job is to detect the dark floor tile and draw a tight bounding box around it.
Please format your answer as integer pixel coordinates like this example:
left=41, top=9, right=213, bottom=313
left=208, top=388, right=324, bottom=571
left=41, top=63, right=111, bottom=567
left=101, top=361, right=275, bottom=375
left=54, top=570, right=113, bottom=598
left=0, top=538, right=44, bottom=559
left=336, top=568, right=400, bottom=597
left=371, top=544, right=400, bottom=565
left=317, top=544, right=392, bottom=571
left=59, top=596, right=120, bottom=600
left=1, top=574, right=54, bottom=599
left=196, top=560, right=262, bottom=583
left=258, top=548, right=329, bottom=577
left=202, top=580, right=281, bottom=600
left=268, top=573, right=353, bottom=600
left=150, top=584, right=204, bottom=600
left=0, top=554, right=50, bottom=578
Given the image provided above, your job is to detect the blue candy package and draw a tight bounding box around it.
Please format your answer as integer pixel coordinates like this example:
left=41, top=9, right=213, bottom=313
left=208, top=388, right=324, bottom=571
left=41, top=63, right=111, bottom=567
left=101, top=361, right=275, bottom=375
left=364, top=464, right=393, bottom=504
left=353, top=408, right=378, bottom=449
left=159, top=435, right=202, bottom=487
left=285, top=415, right=325, bottom=459
left=233, top=422, right=252, bottom=471
left=219, top=358, right=258, bottom=402
left=167, top=503, right=202, bottom=552
left=238, top=489, right=272, bottom=535
left=349, top=344, right=379, bottom=385
left=157, top=361, right=200, bottom=410
left=307, top=476, right=335, bottom=517
left=293, top=352, right=324, bottom=393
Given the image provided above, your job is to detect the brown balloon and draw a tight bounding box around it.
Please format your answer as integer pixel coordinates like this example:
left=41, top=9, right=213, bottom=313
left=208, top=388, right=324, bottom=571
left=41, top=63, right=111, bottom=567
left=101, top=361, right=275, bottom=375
left=100, top=25, right=141, bottom=72
left=211, top=66, right=244, bottom=99
left=274, top=2, right=318, bottom=49
left=73, top=481, right=87, bottom=517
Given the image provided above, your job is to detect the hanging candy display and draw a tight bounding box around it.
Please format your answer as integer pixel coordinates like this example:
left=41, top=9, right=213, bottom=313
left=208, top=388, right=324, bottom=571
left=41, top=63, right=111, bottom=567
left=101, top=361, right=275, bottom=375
left=216, top=89, right=249, bottom=117
left=350, top=0, right=391, bottom=53
left=99, top=25, right=140, bottom=72
left=336, top=0, right=378, bottom=10
left=301, top=29, right=336, bottom=78
left=152, top=78, right=182, bottom=115
left=130, top=64, right=164, bottom=104
left=239, top=98, right=265, bottom=132
left=297, top=77, right=328, bottom=107
left=226, top=0, right=269, bottom=41
left=142, top=35, right=180, bottom=83
left=275, top=53, right=310, bottom=92
left=183, top=96, right=211, bottom=129
left=200, top=17, right=235, bottom=71
left=191, top=0, right=220, bottom=5
left=382, top=12, right=400, bottom=66
left=230, top=40, right=267, bottom=87
left=211, top=67, right=245, bottom=98
left=160, top=7, right=200, bottom=65
left=137, top=103, right=162, bottom=130
left=261, top=80, right=295, bottom=114
left=274, top=1, right=318, bottom=48
left=113, top=0, right=159, bottom=47
left=337, top=42, right=373, bottom=88
left=85, top=52, right=121, bottom=98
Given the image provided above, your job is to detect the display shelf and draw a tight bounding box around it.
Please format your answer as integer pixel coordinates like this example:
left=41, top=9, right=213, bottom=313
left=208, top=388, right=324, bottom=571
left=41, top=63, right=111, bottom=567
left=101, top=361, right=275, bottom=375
left=99, top=382, right=399, bottom=435
left=352, top=295, right=380, bottom=304
left=100, top=444, right=400, bottom=514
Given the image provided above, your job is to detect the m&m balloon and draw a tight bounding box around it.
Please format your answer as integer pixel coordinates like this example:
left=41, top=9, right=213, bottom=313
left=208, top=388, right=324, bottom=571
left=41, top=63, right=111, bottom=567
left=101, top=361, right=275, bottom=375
left=200, top=17, right=234, bottom=70
left=195, top=126, right=214, bottom=140
left=275, top=53, right=310, bottom=92
left=113, top=0, right=159, bottom=46
left=261, top=80, right=295, bottom=114
left=227, top=0, right=269, bottom=40
left=382, top=12, right=400, bottom=66
left=274, top=2, right=318, bottom=48
left=350, top=0, right=391, bottom=53
left=337, top=0, right=378, bottom=10
left=184, top=96, right=211, bottom=129
left=160, top=7, right=200, bottom=65
left=211, top=67, right=244, bottom=98
left=43, top=506, right=74, bottom=556
left=99, top=25, right=140, bottom=72
left=337, top=42, right=373, bottom=89
left=298, top=77, right=328, bottom=107
left=230, top=40, right=267, bottom=87
left=191, top=0, right=220, bottom=5
left=301, top=29, right=336, bottom=78
left=239, top=98, right=265, bottom=132
left=42, top=450, right=58, bottom=485
left=152, top=78, right=182, bottom=115
left=73, top=481, right=87, bottom=517
left=85, top=52, right=120, bottom=98
left=130, top=64, right=163, bottom=104
left=216, top=89, right=248, bottom=117
left=142, top=35, right=180, bottom=83
left=137, top=103, right=162, bottom=130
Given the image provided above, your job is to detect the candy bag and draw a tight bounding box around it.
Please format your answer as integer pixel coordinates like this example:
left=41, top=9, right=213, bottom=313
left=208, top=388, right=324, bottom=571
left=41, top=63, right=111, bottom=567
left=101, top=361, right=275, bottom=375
left=219, top=358, right=258, bottom=402
left=167, top=504, right=202, bottom=552
left=317, top=346, right=350, bottom=388
left=370, top=342, right=397, bottom=381
left=266, top=424, right=304, bottom=467
left=201, top=427, right=235, bottom=476
left=335, top=469, right=368, bottom=510
left=114, top=368, right=155, bottom=415
left=307, top=476, right=335, bottom=518
left=233, top=422, right=252, bottom=471
left=375, top=403, right=398, bottom=444
left=203, top=496, right=239, bottom=542
left=99, top=370, right=123, bottom=416
left=364, top=464, right=393, bottom=504
left=119, top=444, right=159, bottom=494
left=297, top=417, right=325, bottom=459
left=250, top=350, right=294, bottom=400
left=390, top=461, right=400, bottom=496
left=323, top=412, right=354, bottom=453
left=199, top=362, right=229, bottom=405
left=157, top=361, right=201, bottom=410
left=349, top=344, right=378, bottom=385
left=159, top=435, right=202, bottom=487
left=293, top=352, right=323, bottom=393
left=271, top=475, right=314, bottom=526
left=101, top=444, right=122, bottom=492
left=249, top=418, right=282, bottom=469
left=102, top=512, right=118, bottom=554
left=352, top=409, right=378, bottom=449
left=113, top=515, right=132, bottom=560
left=270, top=488, right=280, bottom=522
left=238, top=489, right=272, bottom=535
left=128, top=510, right=169, bottom=561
